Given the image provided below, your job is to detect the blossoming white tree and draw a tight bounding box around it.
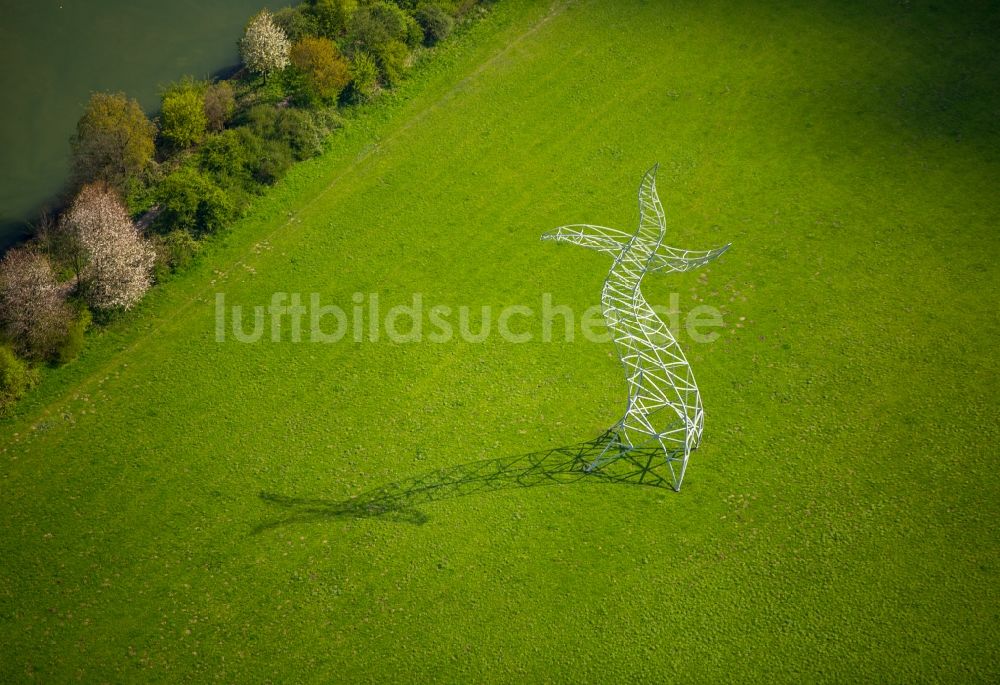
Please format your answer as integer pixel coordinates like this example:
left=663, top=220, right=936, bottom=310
left=62, top=184, right=154, bottom=311
left=240, top=9, right=291, bottom=78
left=0, top=247, right=70, bottom=356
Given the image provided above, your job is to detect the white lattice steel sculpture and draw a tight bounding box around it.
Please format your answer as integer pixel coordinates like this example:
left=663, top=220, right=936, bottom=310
left=543, top=164, right=730, bottom=491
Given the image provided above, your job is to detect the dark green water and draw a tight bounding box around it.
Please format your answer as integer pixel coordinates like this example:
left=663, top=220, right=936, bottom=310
left=0, top=0, right=282, bottom=248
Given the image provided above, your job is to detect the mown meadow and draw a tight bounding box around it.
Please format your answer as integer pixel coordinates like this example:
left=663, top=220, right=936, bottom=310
left=2, top=0, right=998, bottom=680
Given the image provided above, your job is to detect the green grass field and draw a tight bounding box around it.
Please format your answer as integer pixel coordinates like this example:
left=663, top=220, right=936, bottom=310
left=2, top=0, right=999, bottom=680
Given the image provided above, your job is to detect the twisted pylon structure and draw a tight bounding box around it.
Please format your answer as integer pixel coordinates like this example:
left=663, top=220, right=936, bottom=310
left=543, top=164, right=730, bottom=491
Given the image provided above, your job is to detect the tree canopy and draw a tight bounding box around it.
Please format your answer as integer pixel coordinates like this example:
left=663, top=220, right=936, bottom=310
left=290, top=36, right=352, bottom=103
left=160, top=79, right=208, bottom=149
left=70, top=92, right=156, bottom=189
left=240, top=9, right=291, bottom=78
left=61, top=184, right=154, bottom=311
left=0, top=248, right=70, bottom=360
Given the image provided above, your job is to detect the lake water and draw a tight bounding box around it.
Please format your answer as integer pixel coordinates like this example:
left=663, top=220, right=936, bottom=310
left=0, top=0, right=282, bottom=249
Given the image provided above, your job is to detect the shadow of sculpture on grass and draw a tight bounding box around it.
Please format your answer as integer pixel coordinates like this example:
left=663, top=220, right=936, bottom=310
left=255, top=431, right=676, bottom=531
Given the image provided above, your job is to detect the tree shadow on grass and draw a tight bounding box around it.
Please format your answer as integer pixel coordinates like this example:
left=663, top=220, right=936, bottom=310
left=254, top=433, right=673, bottom=531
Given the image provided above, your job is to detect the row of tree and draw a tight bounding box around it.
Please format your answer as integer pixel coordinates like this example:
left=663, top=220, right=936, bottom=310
left=0, top=0, right=487, bottom=413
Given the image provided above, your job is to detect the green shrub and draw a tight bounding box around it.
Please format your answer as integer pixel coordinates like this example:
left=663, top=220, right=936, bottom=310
left=196, top=129, right=259, bottom=217
left=200, top=129, right=254, bottom=186
left=55, top=305, right=91, bottom=365
left=275, top=108, right=326, bottom=160
left=160, top=79, right=208, bottom=149
left=254, top=138, right=296, bottom=184
left=156, top=166, right=235, bottom=236
left=347, top=1, right=409, bottom=52
left=289, top=36, right=351, bottom=104
left=152, top=230, right=201, bottom=279
left=311, top=106, right=345, bottom=134
left=309, top=0, right=356, bottom=39
left=415, top=4, right=453, bottom=46
left=0, top=345, right=38, bottom=415
left=204, top=81, right=236, bottom=132
left=241, top=104, right=340, bottom=163
left=228, top=123, right=295, bottom=185
left=349, top=52, right=379, bottom=101
left=242, top=103, right=282, bottom=136
left=124, top=170, right=159, bottom=216
left=369, top=1, right=410, bottom=38
left=373, top=39, right=409, bottom=86
left=273, top=5, right=320, bottom=41
left=404, top=14, right=424, bottom=48
left=251, top=74, right=289, bottom=105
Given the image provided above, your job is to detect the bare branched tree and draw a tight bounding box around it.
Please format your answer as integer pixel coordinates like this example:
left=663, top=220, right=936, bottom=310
left=0, top=247, right=71, bottom=358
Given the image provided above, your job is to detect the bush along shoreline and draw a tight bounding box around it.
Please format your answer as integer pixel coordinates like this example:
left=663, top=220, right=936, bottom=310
left=0, top=0, right=493, bottom=414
